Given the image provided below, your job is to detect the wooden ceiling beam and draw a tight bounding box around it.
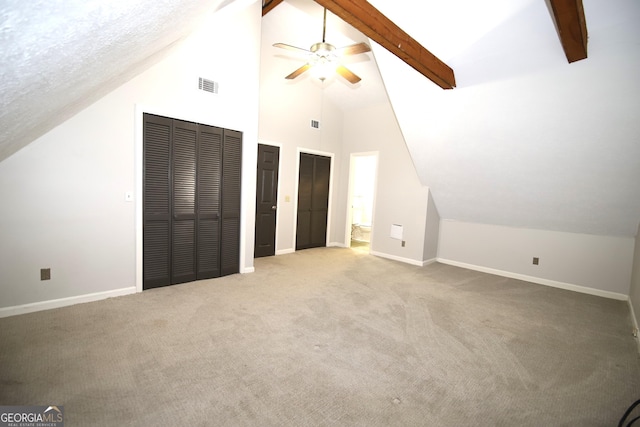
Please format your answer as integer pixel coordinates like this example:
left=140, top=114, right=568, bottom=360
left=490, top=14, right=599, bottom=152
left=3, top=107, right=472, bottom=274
left=262, top=0, right=284, bottom=16
left=314, top=0, right=455, bottom=89
left=262, top=0, right=455, bottom=88
left=548, top=0, right=588, bottom=63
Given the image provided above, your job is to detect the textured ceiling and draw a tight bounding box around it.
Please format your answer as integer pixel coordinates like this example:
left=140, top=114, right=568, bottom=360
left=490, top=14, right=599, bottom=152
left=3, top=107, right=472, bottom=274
left=2, top=0, right=639, bottom=237
left=0, top=0, right=236, bottom=162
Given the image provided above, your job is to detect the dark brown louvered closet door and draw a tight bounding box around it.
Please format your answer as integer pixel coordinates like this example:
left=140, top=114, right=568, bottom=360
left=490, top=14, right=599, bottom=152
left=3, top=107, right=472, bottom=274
left=172, top=121, right=198, bottom=285
left=143, top=115, right=172, bottom=288
left=143, top=113, right=241, bottom=290
left=221, top=130, right=242, bottom=276
left=197, top=126, right=223, bottom=280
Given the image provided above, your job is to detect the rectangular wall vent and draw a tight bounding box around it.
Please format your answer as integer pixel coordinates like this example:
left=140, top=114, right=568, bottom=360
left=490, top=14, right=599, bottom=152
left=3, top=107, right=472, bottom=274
left=198, top=77, right=219, bottom=94
left=311, top=119, right=320, bottom=129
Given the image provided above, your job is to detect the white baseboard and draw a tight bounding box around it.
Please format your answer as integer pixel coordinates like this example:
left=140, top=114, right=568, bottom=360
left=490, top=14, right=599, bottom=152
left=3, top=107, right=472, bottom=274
left=241, top=267, right=255, bottom=274
left=437, top=258, right=628, bottom=301
left=329, top=242, right=347, bottom=248
left=629, top=300, right=639, bottom=331
left=371, top=251, right=424, bottom=267
left=628, top=300, right=640, bottom=354
left=275, top=248, right=295, bottom=255
left=0, top=287, right=137, bottom=319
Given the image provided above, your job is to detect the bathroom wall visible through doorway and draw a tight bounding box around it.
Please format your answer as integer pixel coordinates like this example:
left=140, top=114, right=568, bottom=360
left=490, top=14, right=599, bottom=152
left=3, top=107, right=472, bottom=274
left=347, top=153, right=377, bottom=251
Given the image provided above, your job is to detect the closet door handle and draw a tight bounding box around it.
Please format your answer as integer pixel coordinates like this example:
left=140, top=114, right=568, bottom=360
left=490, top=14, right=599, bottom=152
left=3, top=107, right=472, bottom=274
left=271, top=206, right=277, bottom=210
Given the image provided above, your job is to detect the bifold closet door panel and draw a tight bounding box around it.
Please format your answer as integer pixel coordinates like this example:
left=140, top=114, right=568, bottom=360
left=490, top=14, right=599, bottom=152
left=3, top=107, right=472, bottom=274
left=171, top=121, right=198, bottom=285
left=296, top=153, right=330, bottom=250
left=221, top=129, right=242, bottom=276
left=197, top=126, right=223, bottom=280
left=143, top=114, right=172, bottom=289
left=310, top=155, right=330, bottom=247
left=296, top=153, right=314, bottom=250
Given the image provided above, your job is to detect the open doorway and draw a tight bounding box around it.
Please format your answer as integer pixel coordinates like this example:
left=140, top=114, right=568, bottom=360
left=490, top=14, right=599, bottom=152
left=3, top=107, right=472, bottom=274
left=347, top=153, right=378, bottom=253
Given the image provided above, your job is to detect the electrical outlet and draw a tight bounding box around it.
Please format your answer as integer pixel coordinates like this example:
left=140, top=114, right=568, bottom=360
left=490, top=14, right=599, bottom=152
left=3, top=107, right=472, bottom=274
left=41, top=268, right=51, bottom=281
left=532, top=257, right=539, bottom=265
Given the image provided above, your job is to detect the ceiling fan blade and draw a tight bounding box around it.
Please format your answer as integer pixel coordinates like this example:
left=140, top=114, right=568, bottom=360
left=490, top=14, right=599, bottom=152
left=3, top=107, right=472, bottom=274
left=336, top=65, right=361, bottom=84
left=273, top=43, right=310, bottom=54
left=285, top=63, right=311, bottom=80
left=335, top=42, right=371, bottom=56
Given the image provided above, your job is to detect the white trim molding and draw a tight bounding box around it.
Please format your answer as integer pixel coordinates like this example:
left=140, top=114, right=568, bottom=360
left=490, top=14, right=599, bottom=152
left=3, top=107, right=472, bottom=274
left=628, top=300, right=640, bottom=354
left=422, top=258, right=438, bottom=267
left=437, top=258, right=629, bottom=301
left=0, top=287, right=137, bottom=319
left=371, top=251, right=424, bottom=267
left=275, top=248, right=295, bottom=256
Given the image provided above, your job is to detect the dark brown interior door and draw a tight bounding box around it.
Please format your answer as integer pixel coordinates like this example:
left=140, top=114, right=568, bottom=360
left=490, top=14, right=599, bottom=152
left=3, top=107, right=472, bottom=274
left=255, top=144, right=280, bottom=258
left=296, top=153, right=330, bottom=250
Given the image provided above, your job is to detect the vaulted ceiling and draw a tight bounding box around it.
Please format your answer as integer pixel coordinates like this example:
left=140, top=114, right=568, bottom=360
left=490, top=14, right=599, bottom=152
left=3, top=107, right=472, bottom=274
left=1, top=0, right=639, bottom=237
left=262, top=0, right=640, bottom=237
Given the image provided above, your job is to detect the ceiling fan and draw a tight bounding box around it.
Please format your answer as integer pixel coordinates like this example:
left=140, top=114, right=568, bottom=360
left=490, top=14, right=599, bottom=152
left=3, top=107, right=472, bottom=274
left=273, top=8, right=371, bottom=84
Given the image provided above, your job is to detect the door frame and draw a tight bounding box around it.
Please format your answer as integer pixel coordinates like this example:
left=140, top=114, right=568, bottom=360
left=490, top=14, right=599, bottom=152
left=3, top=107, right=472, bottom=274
left=255, top=140, right=283, bottom=257
left=293, top=147, right=335, bottom=251
left=345, top=151, right=379, bottom=250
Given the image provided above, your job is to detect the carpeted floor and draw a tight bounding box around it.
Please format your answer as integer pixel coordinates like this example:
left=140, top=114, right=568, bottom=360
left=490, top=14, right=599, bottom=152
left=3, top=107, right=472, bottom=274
left=1, top=247, right=639, bottom=426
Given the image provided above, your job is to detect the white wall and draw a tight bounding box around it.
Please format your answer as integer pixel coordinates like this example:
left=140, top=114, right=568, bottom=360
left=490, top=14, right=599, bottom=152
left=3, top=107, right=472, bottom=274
left=258, top=49, right=436, bottom=265
left=341, top=102, right=432, bottom=264
left=258, top=13, right=345, bottom=254
left=423, top=189, right=440, bottom=262
left=438, top=220, right=635, bottom=299
left=0, top=2, right=262, bottom=313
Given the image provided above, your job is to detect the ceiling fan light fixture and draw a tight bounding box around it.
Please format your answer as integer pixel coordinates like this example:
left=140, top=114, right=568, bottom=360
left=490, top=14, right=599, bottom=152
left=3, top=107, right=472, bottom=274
left=310, top=42, right=335, bottom=56
left=311, top=56, right=338, bottom=81
left=309, top=42, right=338, bottom=81
left=273, top=8, right=370, bottom=84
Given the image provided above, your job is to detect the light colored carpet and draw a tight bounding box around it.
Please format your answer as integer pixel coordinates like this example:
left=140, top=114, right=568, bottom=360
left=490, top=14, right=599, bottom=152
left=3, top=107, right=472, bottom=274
left=1, top=247, right=639, bottom=426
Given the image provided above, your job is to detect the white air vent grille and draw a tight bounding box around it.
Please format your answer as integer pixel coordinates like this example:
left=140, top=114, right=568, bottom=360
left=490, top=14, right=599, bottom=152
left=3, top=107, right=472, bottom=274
left=198, top=77, right=219, bottom=94
left=311, top=120, right=320, bottom=129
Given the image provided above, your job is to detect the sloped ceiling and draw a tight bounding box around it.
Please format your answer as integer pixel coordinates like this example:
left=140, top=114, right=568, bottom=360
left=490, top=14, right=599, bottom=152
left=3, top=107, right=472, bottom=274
left=368, top=0, right=640, bottom=237
left=2, top=0, right=639, bottom=238
left=0, top=0, right=238, bottom=161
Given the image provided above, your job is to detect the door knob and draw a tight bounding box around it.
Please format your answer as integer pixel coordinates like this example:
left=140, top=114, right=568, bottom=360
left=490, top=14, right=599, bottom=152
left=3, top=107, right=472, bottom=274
left=271, top=206, right=277, bottom=210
